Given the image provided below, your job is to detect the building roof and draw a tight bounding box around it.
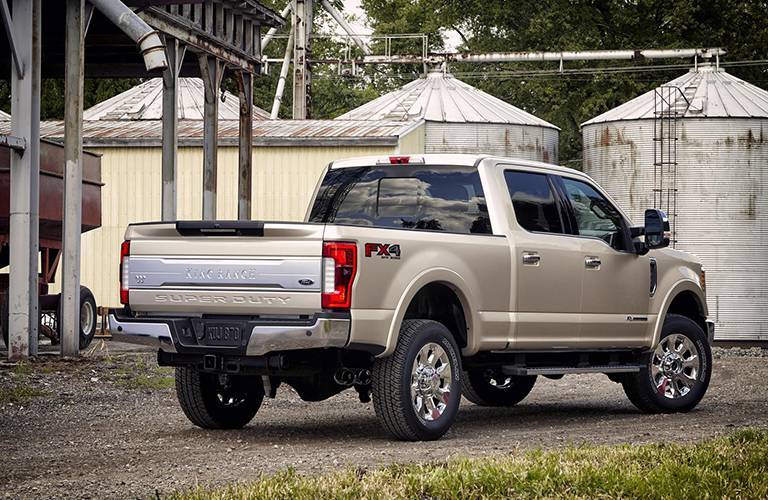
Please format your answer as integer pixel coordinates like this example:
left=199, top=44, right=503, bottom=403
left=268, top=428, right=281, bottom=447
left=84, top=78, right=271, bottom=121
left=0, top=109, right=9, bottom=120
left=31, top=119, right=417, bottom=148
left=583, top=64, right=768, bottom=126
left=336, top=71, right=559, bottom=129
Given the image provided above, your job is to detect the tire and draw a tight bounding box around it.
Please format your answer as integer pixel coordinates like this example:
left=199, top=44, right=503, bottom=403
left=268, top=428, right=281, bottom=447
left=622, top=314, right=712, bottom=413
left=78, top=287, right=98, bottom=349
left=372, top=319, right=462, bottom=441
left=175, top=367, right=264, bottom=429
left=1, top=296, right=8, bottom=348
left=462, top=369, right=537, bottom=407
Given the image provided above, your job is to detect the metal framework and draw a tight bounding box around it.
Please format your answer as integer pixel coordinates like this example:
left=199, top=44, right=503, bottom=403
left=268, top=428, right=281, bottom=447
left=1, top=0, right=282, bottom=360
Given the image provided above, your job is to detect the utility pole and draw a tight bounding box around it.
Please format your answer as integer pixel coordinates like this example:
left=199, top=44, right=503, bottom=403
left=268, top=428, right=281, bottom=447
left=292, top=0, right=313, bottom=119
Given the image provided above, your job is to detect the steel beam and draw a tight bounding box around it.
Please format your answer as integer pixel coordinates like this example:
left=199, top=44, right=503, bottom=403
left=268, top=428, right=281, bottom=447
left=161, top=37, right=185, bottom=221
left=61, top=0, right=85, bottom=357
left=236, top=70, right=253, bottom=220
left=291, top=0, right=312, bottom=119
left=7, top=0, right=41, bottom=360
left=198, top=53, right=223, bottom=220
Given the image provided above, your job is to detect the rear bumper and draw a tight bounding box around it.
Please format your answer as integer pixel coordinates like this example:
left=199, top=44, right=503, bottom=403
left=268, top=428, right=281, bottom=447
left=108, top=311, right=350, bottom=356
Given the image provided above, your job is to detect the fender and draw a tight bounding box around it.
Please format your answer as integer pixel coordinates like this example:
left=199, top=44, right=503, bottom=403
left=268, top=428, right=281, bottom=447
left=651, top=279, right=708, bottom=347
left=380, top=267, right=477, bottom=357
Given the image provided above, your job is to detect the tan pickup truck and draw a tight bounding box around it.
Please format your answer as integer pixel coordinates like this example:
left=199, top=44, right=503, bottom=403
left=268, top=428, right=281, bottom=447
left=110, top=154, right=713, bottom=441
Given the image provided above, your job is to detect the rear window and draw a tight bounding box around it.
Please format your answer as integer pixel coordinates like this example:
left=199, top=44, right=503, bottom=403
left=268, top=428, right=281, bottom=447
left=309, top=165, right=492, bottom=234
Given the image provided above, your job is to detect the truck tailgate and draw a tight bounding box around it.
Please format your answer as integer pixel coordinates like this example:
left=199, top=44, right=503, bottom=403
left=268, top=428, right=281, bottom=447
left=124, top=221, right=324, bottom=315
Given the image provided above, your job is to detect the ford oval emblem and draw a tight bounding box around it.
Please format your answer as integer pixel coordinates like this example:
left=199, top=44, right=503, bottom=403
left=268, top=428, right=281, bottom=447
left=298, top=279, right=315, bottom=286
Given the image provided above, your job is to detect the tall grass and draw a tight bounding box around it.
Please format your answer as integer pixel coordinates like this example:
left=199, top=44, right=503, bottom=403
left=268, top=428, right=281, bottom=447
left=169, top=428, right=768, bottom=499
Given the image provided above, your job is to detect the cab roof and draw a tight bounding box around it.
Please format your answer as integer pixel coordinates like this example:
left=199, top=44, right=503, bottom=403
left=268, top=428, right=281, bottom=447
left=329, top=154, right=587, bottom=178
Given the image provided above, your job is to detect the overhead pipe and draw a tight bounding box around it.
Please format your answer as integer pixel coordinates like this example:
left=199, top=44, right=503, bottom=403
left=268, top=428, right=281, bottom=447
left=261, top=2, right=292, bottom=53
left=270, top=27, right=294, bottom=119
left=320, top=0, right=370, bottom=55
left=87, top=0, right=167, bottom=71
left=443, top=48, right=726, bottom=64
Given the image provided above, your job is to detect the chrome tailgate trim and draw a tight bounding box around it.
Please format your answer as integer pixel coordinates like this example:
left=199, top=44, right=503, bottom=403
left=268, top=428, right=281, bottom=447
left=127, top=256, right=322, bottom=291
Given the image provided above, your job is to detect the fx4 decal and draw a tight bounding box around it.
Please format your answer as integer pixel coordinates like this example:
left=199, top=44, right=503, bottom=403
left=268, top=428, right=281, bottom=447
left=365, top=243, right=401, bottom=260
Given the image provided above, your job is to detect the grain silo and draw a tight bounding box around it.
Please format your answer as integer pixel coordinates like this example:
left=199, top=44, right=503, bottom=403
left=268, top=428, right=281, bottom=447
left=338, top=70, right=559, bottom=162
left=582, top=64, right=768, bottom=342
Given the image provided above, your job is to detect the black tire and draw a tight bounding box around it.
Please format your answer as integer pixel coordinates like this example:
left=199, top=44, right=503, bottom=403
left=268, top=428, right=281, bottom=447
left=175, top=367, right=264, bottom=429
left=1, top=295, right=8, bottom=348
left=78, top=287, right=97, bottom=349
left=462, top=369, right=537, bottom=406
left=372, top=319, right=462, bottom=441
left=622, top=314, right=712, bottom=413
left=56, top=286, right=97, bottom=350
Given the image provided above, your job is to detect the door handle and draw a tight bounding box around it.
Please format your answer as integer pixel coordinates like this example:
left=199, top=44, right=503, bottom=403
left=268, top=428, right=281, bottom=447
left=522, top=252, right=541, bottom=266
left=585, top=256, right=601, bottom=269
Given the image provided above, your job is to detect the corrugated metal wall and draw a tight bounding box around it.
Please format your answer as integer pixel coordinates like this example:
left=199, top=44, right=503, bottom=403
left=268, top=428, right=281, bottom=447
left=424, top=122, right=559, bottom=163
left=51, top=144, right=394, bottom=308
left=583, top=118, right=768, bottom=341
left=397, top=122, right=426, bottom=154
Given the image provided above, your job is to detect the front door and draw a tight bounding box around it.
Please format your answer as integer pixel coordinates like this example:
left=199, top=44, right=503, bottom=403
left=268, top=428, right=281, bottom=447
left=558, top=176, right=651, bottom=347
left=504, top=170, right=583, bottom=349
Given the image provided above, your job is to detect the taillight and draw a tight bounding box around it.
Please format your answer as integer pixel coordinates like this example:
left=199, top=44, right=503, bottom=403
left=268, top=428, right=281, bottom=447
left=120, top=240, right=130, bottom=305
left=322, top=241, right=357, bottom=310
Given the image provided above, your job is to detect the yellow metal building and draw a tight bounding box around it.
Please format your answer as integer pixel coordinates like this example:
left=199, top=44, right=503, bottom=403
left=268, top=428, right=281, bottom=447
left=37, top=79, right=425, bottom=308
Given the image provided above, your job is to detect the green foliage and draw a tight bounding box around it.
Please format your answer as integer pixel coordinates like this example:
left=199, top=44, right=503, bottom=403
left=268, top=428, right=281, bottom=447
left=362, top=0, right=768, bottom=166
left=0, top=384, right=48, bottom=405
left=168, top=429, right=768, bottom=499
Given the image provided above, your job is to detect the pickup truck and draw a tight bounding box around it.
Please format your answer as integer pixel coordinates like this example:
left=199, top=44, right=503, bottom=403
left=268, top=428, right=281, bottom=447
left=110, top=154, right=714, bottom=441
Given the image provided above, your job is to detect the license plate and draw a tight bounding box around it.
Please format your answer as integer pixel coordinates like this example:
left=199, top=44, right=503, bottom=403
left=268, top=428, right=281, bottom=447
left=203, top=324, right=242, bottom=346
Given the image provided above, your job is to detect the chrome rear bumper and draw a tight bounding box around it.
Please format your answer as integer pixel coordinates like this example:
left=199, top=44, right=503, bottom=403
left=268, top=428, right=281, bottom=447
left=108, top=313, right=350, bottom=355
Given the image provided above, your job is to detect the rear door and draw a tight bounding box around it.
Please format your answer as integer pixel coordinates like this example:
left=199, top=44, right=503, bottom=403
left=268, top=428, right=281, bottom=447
left=556, top=175, right=651, bottom=347
left=505, top=170, right=583, bottom=349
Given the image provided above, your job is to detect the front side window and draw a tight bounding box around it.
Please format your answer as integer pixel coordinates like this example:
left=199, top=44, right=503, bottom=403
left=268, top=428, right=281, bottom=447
left=561, top=177, right=626, bottom=249
left=504, top=170, right=564, bottom=234
left=309, top=166, right=492, bottom=234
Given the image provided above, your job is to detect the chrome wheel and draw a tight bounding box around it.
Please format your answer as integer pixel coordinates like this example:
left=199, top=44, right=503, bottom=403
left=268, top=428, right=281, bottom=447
left=651, top=333, right=701, bottom=399
left=80, top=300, right=94, bottom=335
left=411, top=342, right=453, bottom=421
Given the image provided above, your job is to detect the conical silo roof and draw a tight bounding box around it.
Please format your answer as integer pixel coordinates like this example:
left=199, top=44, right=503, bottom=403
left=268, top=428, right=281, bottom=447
left=84, top=78, right=270, bottom=121
left=583, top=64, right=768, bottom=126
left=0, top=109, right=9, bottom=120
left=337, top=71, right=559, bottom=129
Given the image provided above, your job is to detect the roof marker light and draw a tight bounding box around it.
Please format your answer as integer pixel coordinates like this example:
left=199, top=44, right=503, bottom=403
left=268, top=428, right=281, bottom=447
left=389, top=155, right=410, bottom=164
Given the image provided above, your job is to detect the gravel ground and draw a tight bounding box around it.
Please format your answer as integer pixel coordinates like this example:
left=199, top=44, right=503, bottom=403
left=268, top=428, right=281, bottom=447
left=0, top=342, right=766, bottom=499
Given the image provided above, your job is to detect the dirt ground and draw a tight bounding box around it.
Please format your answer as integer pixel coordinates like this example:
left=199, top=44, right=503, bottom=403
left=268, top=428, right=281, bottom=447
left=1, top=342, right=766, bottom=499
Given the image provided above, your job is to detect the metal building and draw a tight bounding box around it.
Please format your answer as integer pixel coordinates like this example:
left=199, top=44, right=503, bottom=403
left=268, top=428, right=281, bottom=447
left=337, top=70, right=560, bottom=162
left=32, top=82, right=423, bottom=308
left=582, top=64, right=768, bottom=342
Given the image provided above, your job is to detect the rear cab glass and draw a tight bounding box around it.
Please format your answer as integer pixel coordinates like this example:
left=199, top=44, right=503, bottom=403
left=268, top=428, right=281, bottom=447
left=309, top=165, right=492, bottom=234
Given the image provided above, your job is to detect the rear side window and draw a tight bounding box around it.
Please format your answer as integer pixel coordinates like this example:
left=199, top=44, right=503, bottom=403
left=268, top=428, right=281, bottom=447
left=504, top=171, right=563, bottom=233
left=309, top=166, right=492, bottom=234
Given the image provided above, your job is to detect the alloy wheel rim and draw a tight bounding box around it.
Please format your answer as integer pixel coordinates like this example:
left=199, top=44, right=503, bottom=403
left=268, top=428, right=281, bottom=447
left=80, top=301, right=94, bottom=335
left=411, top=342, right=452, bottom=421
left=651, top=333, right=701, bottom=399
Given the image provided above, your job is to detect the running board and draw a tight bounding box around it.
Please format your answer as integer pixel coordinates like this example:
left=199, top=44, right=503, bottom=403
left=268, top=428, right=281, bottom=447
left=502, top=364, right=643, bottom=376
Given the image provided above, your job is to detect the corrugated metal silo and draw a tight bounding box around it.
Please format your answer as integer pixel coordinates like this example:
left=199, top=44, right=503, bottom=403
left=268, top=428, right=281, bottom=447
left=582, top=64, right=768, bottom=341
left=338, top=70, right=560, bottom=162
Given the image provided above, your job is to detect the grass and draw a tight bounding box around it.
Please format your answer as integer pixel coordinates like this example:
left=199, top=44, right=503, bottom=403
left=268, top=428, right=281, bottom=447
left=112, top=356, right=175, bottom=391
left=168, top=429, right=768, bottom=499
left=0, top=384, right=48, bottom=404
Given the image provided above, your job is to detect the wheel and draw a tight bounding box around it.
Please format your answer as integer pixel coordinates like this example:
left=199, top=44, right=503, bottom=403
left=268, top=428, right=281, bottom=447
left=372, top=319, right=462, bottom=441
left=56, top=286, right=98, bottom=350
left=462, top=368, right=537, bottom=406
left=1, top=295, right=8, bottom=348
left=622, top=314, right=712, bottom=413
left=175, top=367, right=264, bottom=429
left=78, top=287, right=97, bottom=349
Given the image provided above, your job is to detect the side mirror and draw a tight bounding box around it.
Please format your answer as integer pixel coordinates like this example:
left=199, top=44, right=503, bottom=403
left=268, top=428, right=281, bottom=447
left=644, top=209, right=670, bottom=250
